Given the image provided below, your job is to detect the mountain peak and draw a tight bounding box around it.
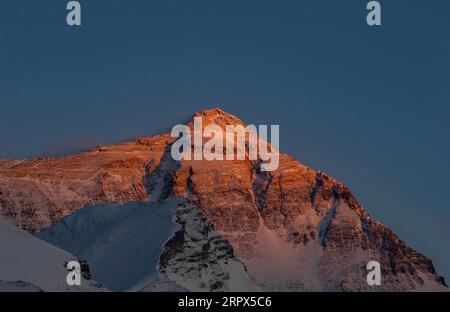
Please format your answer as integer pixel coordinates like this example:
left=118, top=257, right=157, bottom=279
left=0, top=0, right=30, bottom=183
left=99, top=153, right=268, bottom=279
left=190, top=108, right=245, bottom=127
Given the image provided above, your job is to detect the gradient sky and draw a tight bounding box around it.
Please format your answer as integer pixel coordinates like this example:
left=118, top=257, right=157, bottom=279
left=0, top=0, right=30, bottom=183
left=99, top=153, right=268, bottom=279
left=1, top=0, right=449, bottom=282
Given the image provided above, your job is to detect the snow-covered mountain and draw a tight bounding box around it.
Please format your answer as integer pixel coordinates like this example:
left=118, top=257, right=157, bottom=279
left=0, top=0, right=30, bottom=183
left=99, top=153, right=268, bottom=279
left=0, top=108, right=447, bottom=291
left=0, top=218, right=104, bottom=292
left=37, top=197, right=256, bottom=291
left=37, top=198, right=182, bottom=291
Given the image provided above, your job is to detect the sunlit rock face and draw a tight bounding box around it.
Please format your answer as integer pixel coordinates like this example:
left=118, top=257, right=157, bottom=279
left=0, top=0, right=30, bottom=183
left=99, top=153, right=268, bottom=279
left=0, top=135, right=172, bottom=232
left=0, top=108, right=447, bottom=291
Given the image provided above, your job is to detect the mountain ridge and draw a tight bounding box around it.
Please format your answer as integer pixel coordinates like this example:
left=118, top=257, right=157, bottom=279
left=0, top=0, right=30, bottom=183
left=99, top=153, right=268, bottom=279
left=0, top=108, right=447, bottom=291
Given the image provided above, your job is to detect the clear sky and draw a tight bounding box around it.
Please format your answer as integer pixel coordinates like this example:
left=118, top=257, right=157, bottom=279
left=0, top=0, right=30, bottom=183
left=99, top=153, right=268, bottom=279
left=1, top=0, right=449, bottom=282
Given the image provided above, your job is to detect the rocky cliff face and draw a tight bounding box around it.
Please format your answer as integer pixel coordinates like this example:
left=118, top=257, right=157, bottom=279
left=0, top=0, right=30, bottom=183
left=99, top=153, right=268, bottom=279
left=0, top=135, right=171, bottom=232
left=157, top=202, right=258, bottom=292
left=0, top=108, right=447, bottom=291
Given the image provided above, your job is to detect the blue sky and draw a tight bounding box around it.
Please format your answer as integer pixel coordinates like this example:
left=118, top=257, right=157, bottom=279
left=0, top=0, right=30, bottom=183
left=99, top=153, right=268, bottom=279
left=0, top=0, right=449, bottom=281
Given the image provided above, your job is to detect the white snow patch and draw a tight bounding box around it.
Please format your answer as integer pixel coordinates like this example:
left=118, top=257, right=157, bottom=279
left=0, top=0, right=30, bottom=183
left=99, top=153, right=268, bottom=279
left=244, top=217, right=324, bottom=291
left=38, top=198, right=185, bottom=291
left=0, top=218, right=102, bottom=292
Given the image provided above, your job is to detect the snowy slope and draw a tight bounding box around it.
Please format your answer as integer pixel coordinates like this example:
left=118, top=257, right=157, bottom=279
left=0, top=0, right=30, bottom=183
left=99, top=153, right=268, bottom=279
left=38, top=198, right=184, bottom=291
left=0, top=281, right=42, bottom=292
left=0, top=218, right=103, bottom=292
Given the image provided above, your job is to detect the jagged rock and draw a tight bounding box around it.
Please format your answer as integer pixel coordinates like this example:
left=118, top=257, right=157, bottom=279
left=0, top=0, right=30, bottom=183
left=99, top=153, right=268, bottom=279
left=158, top=202, right=257, bottom=291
